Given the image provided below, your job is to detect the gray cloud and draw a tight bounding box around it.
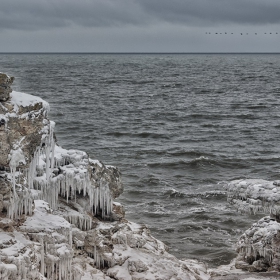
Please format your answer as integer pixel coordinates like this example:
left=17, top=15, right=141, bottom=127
left=140, top=0, right=280, bottom=26
left=0, top=0, right=147, bottom=30
left=1, top=0, right=280, bottom=31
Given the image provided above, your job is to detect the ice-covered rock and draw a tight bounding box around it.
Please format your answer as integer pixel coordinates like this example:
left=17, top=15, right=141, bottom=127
left=226, top=179, right=280, bottom=273
left=0, top=88, right=50, bottom=220
left=235, top=216, right=280, bottom=272
left=227, top=179, right=280, bottom=219
left=0, top=74, right=211, bottom=279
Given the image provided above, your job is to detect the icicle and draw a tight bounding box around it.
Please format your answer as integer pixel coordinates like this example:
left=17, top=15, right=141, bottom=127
left=50, top=137, right=55, bottom=174
left=40, top=239, right=45, bottom=276
left=10, top=165, right=17, bottom=198
left=69, top=227, right=72, bottom=249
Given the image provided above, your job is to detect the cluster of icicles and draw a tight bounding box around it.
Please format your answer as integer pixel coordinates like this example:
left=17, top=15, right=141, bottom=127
left=4, top=121, right=117, bottom=279
left=237, top=217, right=280, bottom=269
left=8, top=122, right=113, bottom=225
left=37, top=232, right=79, bottom=280
left=228, top=197, right=280, bottom=216
left=0, top=228, right=77, bottom=280
left=88, top=245, right=113, bottom=269
left=240, top=242, right=274, bottom=265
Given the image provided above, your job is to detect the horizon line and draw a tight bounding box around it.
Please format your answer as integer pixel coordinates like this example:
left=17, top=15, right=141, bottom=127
left=1, top=52, right=280, bottom=55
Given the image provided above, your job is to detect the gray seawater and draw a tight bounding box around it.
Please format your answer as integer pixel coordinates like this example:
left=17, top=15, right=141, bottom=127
left=1, top=53, right=280, bottom=267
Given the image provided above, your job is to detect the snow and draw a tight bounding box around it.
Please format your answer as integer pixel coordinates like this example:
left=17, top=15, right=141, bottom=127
left=89, top=159, right=102, bottom=168
left=10, top=91, right=50, bottom=114
left=22, top=200, right=71, bottom=232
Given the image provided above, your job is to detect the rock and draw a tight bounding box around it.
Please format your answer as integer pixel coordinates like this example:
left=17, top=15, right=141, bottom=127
left=112, top=202, right=125, bottom=221
left=0, top=218, right=13, bottom=231
left=0, top=73, right=14, bottom=101
left=235, top=216, right=280, bottom=272
left=0, top=90, right=49, bottom=169
left=226, top=179, right=280, bottom=273
left=226, top=179, right=280, bottom=217
left=128, top=260, right=148, bottom=273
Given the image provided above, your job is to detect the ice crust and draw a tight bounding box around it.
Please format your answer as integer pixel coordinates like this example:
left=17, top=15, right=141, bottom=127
left=10, top=91, right=50, bottom=115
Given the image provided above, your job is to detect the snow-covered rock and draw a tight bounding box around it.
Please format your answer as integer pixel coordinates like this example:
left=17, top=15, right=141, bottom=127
left=0, top=74, right=210, bottom=279
left=226, top=179, right=280, bottom=273
left=227, top=179, right=280, bottom=219
left=235, top=216, right=280, bottom=272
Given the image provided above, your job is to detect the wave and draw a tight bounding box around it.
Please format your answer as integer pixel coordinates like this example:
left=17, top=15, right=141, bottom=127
left=105, top=131, right=171, bottom=139
left=245, top=105, right=269, bottom=109
left=147, top=157, right=216, bottom=169
left=131, top=80, right=156, bottom=85
left=166, top=148, right=214, bottom=157
left=163, top=189, right=227, bottom=199
left=164, top=188, right=185, bottom=198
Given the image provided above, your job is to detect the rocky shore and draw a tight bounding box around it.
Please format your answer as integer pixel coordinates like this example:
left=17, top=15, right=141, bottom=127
left=0, top=72, right=279, bottom=279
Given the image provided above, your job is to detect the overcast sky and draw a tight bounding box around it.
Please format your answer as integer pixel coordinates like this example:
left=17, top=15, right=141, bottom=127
left=1, top=0, right=280, bottom=52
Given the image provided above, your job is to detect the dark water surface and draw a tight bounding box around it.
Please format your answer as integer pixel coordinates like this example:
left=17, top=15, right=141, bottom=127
left=1, top=53, right=280, bottom=266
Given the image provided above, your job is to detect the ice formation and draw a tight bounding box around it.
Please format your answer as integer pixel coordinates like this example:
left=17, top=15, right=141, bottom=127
left=226, top=179, right=280, bottom=272
left=3, top=98, right=119, bottom=223
left=0, top=87, right=125, bottom=279
left=235, top=216, right=280, bottom=272
left=227, top=179, right=280, bottom=218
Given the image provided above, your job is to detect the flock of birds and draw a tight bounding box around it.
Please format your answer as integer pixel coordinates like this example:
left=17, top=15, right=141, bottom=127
left=206, top=32, right=278, bottom=35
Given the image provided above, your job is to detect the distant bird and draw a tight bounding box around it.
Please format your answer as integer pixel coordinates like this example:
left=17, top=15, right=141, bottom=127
left=241, top=33, right=243, bottom=35
left=255, top=33, right=257, bottom=35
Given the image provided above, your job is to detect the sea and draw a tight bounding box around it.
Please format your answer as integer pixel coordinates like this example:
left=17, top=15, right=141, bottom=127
left=1, top=53, right=280, bottom=267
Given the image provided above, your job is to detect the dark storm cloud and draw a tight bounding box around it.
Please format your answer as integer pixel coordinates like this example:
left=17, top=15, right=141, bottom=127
left=1, top=0, right=280, bottom=31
